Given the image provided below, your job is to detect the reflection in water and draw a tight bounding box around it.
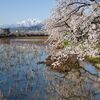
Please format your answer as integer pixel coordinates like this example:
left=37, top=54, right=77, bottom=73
left=0, top=39, right=100, bottom=100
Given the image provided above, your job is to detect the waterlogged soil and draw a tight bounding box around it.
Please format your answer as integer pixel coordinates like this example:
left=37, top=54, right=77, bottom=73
left=0, top=39, right=100, bottom=100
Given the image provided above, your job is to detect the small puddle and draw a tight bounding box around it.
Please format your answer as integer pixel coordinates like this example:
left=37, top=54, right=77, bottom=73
left=80, top=61, right=100, bottom=77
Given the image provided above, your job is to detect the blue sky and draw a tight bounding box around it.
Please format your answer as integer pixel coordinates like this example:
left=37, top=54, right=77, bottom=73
left=0, top=0, right=55, bottom=25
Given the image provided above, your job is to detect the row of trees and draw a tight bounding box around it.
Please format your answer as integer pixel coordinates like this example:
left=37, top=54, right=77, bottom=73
left=45, top=0, right=100, bottom=60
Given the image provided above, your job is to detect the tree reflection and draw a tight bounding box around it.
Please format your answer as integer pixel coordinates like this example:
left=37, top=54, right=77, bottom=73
left=44, top=68, right=100, bottom=100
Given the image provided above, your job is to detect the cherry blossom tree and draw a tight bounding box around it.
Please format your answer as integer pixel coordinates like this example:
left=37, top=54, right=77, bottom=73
left=45, top=0, right=100, bottom=60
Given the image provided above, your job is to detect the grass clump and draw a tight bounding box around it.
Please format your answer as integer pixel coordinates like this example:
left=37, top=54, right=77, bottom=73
left=63, top=40, right=70, bottom=47
left=85, top=56, right=100, bottom=64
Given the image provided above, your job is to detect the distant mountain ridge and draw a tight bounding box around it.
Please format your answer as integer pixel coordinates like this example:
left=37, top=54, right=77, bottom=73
left=10, top=24, right=43, bottom=33
left=1, top=18, right=41, bottom=28
left=0, top=18, right=43, bottom=32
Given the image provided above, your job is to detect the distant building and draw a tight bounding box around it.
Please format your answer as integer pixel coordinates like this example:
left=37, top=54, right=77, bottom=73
left=0, top=28, right=10, bottom=36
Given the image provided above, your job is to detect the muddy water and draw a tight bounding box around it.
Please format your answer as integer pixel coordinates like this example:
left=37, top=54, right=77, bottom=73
left=0, top=39, right=100, bottom=100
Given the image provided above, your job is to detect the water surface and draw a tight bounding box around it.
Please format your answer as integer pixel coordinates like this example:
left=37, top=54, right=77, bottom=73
left=0, top=39, right=100, bottom=100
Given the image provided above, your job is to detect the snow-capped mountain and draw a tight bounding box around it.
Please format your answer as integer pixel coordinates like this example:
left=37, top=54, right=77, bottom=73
left=17, top=18, right=41, bottom=27
left=0, top=18, right=43, bottom=32
left=1, top=18, right=41, bottom=28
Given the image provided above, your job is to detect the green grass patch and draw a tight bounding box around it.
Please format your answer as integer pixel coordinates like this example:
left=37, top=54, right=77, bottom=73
left=85, top=56, right=100, bottom=64
left=63, top=40, right=70, bottom=47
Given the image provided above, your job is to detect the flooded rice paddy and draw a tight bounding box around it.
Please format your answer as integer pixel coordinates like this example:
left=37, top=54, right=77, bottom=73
left=0, top=38, right=100, bottom=100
